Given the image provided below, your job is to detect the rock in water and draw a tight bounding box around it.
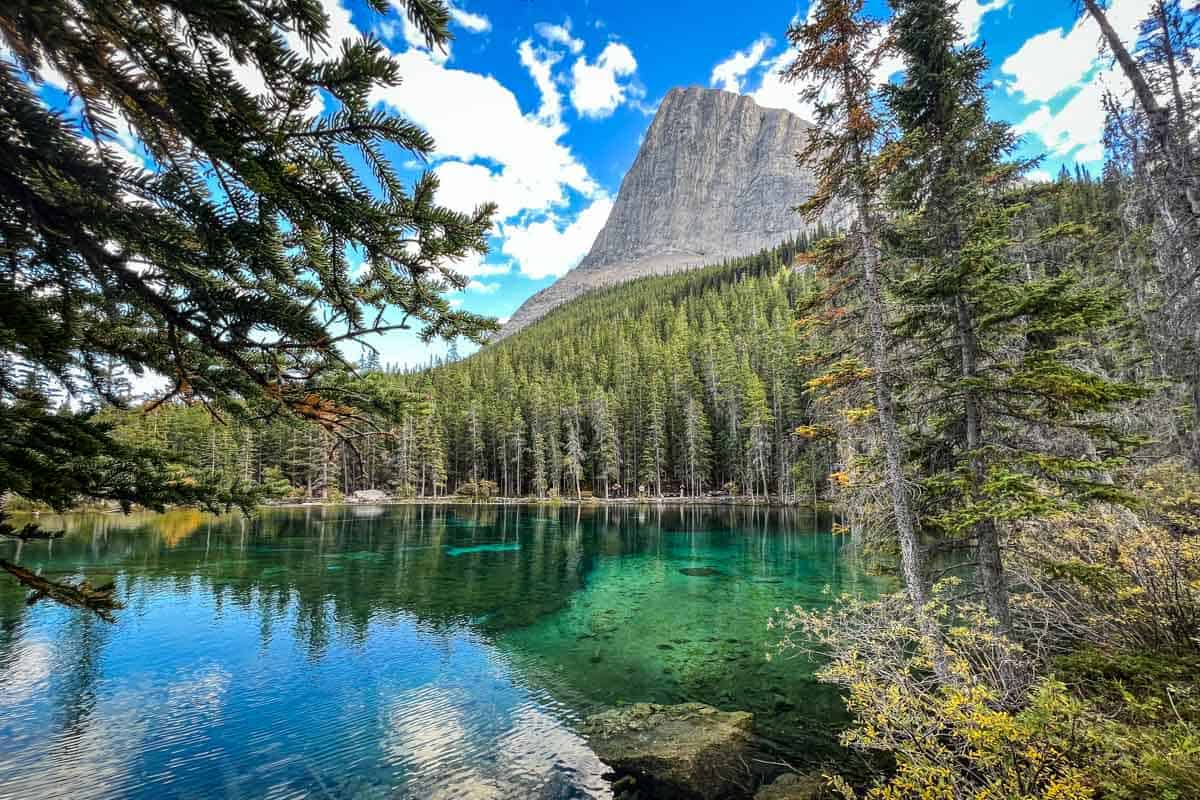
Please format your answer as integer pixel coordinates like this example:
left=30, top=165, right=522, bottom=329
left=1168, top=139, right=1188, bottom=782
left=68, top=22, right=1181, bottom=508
left=351, top=489, right=388, bottom=503
left=584, top=702, right=754, bottom=799
left=495, top=87, right=841, bottom=341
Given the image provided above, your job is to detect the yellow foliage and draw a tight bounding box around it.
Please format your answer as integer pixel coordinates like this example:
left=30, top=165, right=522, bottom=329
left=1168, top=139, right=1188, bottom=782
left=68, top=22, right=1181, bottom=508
left=843, top=406, right=876, bottom=426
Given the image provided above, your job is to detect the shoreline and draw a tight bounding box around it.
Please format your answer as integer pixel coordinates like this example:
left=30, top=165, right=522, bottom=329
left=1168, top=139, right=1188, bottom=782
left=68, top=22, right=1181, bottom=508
left=266, top=496, right=832, bottom=511
left=6, top=496, right=834, bottom=519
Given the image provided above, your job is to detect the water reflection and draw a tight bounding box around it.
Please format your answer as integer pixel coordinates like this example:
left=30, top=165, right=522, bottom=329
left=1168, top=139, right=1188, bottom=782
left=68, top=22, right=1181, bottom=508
left=0, top=504, right=893, bottom=799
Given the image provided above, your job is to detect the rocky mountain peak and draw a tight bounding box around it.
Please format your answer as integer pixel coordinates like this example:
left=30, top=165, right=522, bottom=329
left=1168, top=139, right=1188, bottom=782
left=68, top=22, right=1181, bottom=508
left=494, top=86, right=832, bottom=340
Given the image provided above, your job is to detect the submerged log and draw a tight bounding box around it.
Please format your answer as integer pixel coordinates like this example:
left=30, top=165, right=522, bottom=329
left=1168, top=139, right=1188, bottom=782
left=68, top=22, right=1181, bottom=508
left=0, top=560, right=123, bottom=622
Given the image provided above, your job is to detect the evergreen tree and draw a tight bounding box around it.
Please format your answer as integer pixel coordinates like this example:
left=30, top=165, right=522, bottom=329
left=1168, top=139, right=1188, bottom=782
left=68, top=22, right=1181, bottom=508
left=641, top=380, right=666, bottom=496
left=530, top=427, right=548, bottom=499
left=591, top=393, right=620, bottom=499
left=1096, top=0, right=1200, bottom=466
left=785, top=0, right=938, bottom=640
left=885, top=0, right=1145, bottom=630
left=742, top=366, right=773, bottom=499
left=563, top=410, right=584, bottom=500
left=681, top=395, right=712, bottom=497
left=0, top=0, right=494, bottom=516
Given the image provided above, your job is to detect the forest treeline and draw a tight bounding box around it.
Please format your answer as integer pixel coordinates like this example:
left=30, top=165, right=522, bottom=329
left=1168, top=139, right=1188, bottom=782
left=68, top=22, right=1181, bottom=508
left=96, top=235, right=831, bottom=503
left=88, top=166, right=1187, bottom=513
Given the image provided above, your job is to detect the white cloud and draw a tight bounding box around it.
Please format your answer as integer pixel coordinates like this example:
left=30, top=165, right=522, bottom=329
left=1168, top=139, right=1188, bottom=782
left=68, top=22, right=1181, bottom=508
left=280, top=0, right=360, bottom=57
left=372, top=47, right=607, bottom=281
left=1013, top=66, right=1119, bottom=162
left=1001, top=0, right=1144, bottom=104
left=391, top=1, right=451, bottom=63
left=745, top=23, right=901, bottom=121
left=1027, top=168, right=1053, bottom=182
left=434, top=159, right=573, bottom=221
left=315, top=0, right=360, bottom=50
left=448, top=3, right=491, bottom=34
left=500, top=196, right=613, bottom=280
left=1001, top=27, right=1093, bottom=104
left=220, top=0, right=363, bottom=116
left=373, top=48, right=596, bottom=215
left=375, top=19, right=399, bottom=40
left=466, top=280, right=500, bottom=293
left=447, top=252, right=513, bottom=278
left=710, top=36, right=774, bottom=93
left=518, top=39, right=563, bottom=122
left=750, top=49, right=814, bottom=119
left=570, top=43, right=639, bottom=119
left=1005, top=0, right=1156, bottom=167
left=536, top=21, right=584, bottom=54
left=80, top=136, right=145, bottom=172
left=957, top=0, right=1010, bottom=44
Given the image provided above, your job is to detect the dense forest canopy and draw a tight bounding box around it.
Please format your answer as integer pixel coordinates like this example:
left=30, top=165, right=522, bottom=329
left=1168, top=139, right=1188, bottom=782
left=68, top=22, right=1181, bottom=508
left=101, top=238, right=829, bottom=503
left=91, top=169, right=1175, bottom=514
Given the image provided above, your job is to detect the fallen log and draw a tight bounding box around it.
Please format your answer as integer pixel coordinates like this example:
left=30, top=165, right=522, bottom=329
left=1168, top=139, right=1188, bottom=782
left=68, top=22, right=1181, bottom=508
left=0, top=560, right=123, bottom=622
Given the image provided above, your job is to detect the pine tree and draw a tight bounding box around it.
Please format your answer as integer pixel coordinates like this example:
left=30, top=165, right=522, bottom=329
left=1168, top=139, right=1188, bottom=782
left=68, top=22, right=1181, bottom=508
left=591, top=393, right=620, bottom=499
left=641, top=380, right=666, bottom=496
left=531, top=427, right=548, bottom=499
left=0, top=0, right=495, bottom=516
left=563, top=409, right=584, bottom=500
left=785, top=0, right=937, bottom=625
left=885, top=0, right=1146, bottom=631
left=742, top=366, right=773, bottom=499
left=681, top=395, right=712, bottom=497
left=466, top=402, right=483, bottom=491
left=1095, top=0, right=1200, bottom=466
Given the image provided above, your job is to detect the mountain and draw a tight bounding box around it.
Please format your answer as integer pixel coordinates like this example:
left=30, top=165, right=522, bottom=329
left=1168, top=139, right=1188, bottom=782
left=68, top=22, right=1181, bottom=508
left=494, top=86, right=836, bottom=340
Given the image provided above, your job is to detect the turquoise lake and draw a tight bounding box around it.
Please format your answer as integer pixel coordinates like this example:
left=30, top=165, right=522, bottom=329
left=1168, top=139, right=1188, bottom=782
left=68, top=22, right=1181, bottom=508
left=0, top=504, right=894, bottom=799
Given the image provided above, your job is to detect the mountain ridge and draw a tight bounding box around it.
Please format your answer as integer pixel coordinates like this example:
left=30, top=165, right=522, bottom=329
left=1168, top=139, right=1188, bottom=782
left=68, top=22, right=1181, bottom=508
left=494, top=86, right=835, bottom=340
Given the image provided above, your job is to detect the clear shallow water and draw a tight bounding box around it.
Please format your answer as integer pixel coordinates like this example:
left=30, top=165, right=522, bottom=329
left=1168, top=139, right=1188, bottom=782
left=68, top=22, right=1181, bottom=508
left=0, top=504, right=894, bottom=799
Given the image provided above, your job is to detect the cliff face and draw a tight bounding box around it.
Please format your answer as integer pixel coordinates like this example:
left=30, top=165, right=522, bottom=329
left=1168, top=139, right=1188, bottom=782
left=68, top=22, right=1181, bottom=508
left=495, top=86, right=831, bottom=340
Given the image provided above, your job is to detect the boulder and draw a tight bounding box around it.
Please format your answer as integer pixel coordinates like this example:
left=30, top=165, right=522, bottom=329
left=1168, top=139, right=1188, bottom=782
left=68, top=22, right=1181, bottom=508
left=584, top=702, right=754, bottom=799
left=351, top=489, right=388, bottom=503
left=754, top=772, right=826, bottom=800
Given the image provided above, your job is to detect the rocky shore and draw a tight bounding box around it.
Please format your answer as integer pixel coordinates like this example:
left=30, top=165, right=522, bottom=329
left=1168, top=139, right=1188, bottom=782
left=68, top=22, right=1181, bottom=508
left=582, top=702, right=830, bottom=800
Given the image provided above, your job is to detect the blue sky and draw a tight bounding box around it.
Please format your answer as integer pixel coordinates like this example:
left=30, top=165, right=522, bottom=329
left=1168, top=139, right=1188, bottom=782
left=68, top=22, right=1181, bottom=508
left=30, top=0, right=1156, bottom=370
left=357, top=0, right=1151, bottom=367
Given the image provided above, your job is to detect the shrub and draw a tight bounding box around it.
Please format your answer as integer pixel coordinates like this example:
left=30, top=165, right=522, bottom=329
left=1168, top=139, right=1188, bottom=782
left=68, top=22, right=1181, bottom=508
left=772, top=585, right=1200, bottom=799
left=1010, top=465, right=1200, bottom=655
left=259, top=467, right=296, bottom=500
left=3, top=493, right=52, bottom=513
left=770, top=461, right=1200, bottom=800
left=772, top=585, right=1081, bottom=799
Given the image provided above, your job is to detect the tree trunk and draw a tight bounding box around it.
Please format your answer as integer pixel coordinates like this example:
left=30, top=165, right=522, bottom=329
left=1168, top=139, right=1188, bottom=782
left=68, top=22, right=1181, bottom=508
left=1085, top=0, right=1200, bottom=235
left=955, top=294, right=1011, bottom=633
left=859, top=195, right=931, bottom=613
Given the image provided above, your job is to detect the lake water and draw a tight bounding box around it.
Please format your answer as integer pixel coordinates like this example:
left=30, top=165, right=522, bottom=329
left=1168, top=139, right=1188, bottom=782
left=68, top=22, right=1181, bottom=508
left=0, top=504, right=894, bottom=799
